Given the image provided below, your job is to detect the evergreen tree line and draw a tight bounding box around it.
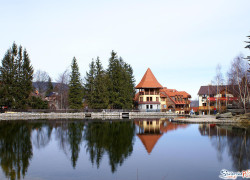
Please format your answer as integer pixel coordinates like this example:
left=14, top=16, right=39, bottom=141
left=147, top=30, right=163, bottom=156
left=0, top=43, right=135, bottom=110
left=83, top=51, right=135, bottom=109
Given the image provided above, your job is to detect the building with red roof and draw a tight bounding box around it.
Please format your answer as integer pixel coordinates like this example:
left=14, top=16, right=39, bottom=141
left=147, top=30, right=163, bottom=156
left=135, top=68, right=192, bottom=114
left=135, top=68, right=163, bottom=111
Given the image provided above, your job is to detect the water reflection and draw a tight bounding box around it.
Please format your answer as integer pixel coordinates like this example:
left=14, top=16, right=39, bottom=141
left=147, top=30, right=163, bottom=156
left=32, top=123, right=53, bottom=149
left=84, top=121, right=136, bottom=172
left=0, top=122, right=33, bottom=180
left=0, top=119, right=249, bottom=180
left=135, top=118, right=188, bottom=154
left=199, top=124, right=250, bottom=171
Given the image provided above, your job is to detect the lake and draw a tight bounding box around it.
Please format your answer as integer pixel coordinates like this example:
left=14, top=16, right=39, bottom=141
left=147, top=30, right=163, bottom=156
left=0, top=118, right=249, bottom=180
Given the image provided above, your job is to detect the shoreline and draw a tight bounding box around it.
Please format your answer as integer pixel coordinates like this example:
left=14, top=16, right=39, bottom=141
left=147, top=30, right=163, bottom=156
left=0, top=112, right=248, bottom=124
left=0, top=111, right=180, bottom=121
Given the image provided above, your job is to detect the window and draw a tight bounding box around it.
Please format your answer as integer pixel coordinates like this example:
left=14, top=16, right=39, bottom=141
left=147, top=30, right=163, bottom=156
left=150, top=97, right=152, bottom=101
left=147, top=97, right=149, bottom=101
left=156, top=97, right=159, bottom=102
left=146, top=105, right=149, bottom=109
left=140, top=97, right=143, bottom=102
left=150, top=105, right=153, bottom=109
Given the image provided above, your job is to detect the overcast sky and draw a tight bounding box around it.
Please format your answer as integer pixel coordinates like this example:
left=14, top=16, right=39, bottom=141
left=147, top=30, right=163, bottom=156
left=0, top=0, right=249, bottom=99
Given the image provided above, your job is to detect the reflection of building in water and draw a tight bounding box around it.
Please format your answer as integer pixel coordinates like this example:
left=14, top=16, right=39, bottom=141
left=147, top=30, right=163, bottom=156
left=135, top=119, right=188, bottom=154
left=198, top=124, right=234, bottom=137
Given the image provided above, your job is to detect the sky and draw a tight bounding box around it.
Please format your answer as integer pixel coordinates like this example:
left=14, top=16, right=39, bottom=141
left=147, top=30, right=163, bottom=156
left=0, top=0, right=249, bottom=99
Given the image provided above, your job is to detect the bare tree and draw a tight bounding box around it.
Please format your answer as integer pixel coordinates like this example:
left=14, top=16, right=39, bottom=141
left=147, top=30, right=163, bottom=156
left=34, top=70, right=50, bottom=95
left=55, top=69, right=70, bottom=109
left=214, top=64, right=224, bottom=112
left=228, top=54, right=250, bottom=113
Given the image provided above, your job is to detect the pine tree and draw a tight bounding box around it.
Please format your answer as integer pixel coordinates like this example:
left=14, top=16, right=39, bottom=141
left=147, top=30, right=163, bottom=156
left=46, top=77, right=54, bottom=96
left=84, top=59, right=96, bottom=108
left=0, top=42, right=33, bottom=109
left=92, top=57, right=109, bottom=109
left=122, top=62, right=135, bottom=109
left=107, top=51, right=135, bottom=109
left=0, top=48, right=16, bottom=108
left=107, top=51, right=121, bottom=109
left=20, top=49, right=34, bottom=108
left=68, top=57, right=83, bottom=109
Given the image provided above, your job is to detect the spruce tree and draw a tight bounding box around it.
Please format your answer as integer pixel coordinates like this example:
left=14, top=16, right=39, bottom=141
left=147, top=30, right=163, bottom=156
left=92, top=57, right=109, bottom=109
left=84, top=59, right=96, bottom=108
left=20, top=49, right=34, bottom=108
left=0, top=42, right=33, bottom=109
left=46, top=77, right=54, bottom=96
left=107, top=51, right=135, bottom=109
left=107, top=51, right=122, bottom=109
left=122, top=62, right=135, bottom=109
left=68, top=57, right=83, bottom=109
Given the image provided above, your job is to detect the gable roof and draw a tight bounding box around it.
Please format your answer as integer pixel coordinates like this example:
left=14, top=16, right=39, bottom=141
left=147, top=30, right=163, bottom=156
left=197, top=85, right=242, bottom=96
left=136, top=68, right=163, bottom=89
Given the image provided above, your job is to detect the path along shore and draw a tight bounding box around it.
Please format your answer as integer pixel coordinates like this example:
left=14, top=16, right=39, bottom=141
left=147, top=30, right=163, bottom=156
left=0, top=112, right=249, bottom=124
left=0, top=111, right=178, bottom=120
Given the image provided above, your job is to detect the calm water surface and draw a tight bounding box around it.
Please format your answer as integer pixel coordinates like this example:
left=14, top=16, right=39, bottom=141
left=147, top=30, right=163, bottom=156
left=0, top=118, right=249, bottom=180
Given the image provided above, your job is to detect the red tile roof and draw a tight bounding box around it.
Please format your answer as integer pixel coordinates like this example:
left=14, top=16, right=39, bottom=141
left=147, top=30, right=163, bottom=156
left=160, top=88, right=191, bottom=105
left=136, top=68, right=163, bottom=89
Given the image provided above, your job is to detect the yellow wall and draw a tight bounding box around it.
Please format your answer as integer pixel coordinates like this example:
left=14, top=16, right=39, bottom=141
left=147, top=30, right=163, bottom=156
left=139, top=95, right=161, bottom=102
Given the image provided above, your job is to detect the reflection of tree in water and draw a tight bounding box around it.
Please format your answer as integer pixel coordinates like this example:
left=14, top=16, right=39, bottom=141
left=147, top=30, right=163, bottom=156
left=68, top=122, right=84, bottom=168
left=84, top=121, right=136, bottom=173
left=227, top=128, right=250, bottom=171
left=0, top=121, right=33, bottom=180
left=199, top=125, right=250, bottom=171
left=32, top=123, right=53, bottom=149
left=54, top=121, right=84, bottom=168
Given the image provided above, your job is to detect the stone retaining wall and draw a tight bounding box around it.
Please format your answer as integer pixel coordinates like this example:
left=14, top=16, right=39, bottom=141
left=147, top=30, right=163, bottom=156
left=0, top=111, right=180, bottom=120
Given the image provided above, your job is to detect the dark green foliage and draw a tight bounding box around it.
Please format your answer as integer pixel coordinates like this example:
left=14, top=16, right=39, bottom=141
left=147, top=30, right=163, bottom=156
left=85, top=57, right=109, bottom=109
left=84, top=60, right=96, bottom=108
left=84, top=121, right=135, bottom=173
left=0, top=122, right=33, bottom=180
left=93, top=57, right=109, bottom=109
left=69, top=57, right=83, bottom=109
left=107, top=51, right=135, bottom=109
left=0, top=42, right=33, bottom=109
left=67, top=122, right=84, bottom=168
left=84, top=51, right=135, bottom=109
left=28, top=96, right=48, bottom=109
left=46, top=77, right=54, bottom=96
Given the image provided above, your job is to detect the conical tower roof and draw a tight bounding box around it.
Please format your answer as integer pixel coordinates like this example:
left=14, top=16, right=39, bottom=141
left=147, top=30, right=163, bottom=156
left=137, top=134, right=162, bottom=154
left=136, top=68, right=163, bottom=89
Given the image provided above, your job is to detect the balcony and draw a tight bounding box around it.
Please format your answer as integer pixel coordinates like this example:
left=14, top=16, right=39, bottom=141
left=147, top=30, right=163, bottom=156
left=199, top=106, right=215, bottom=110
left=138, top=101, right=161, bottom=104
left=175, top=108, right=191, bottom=111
